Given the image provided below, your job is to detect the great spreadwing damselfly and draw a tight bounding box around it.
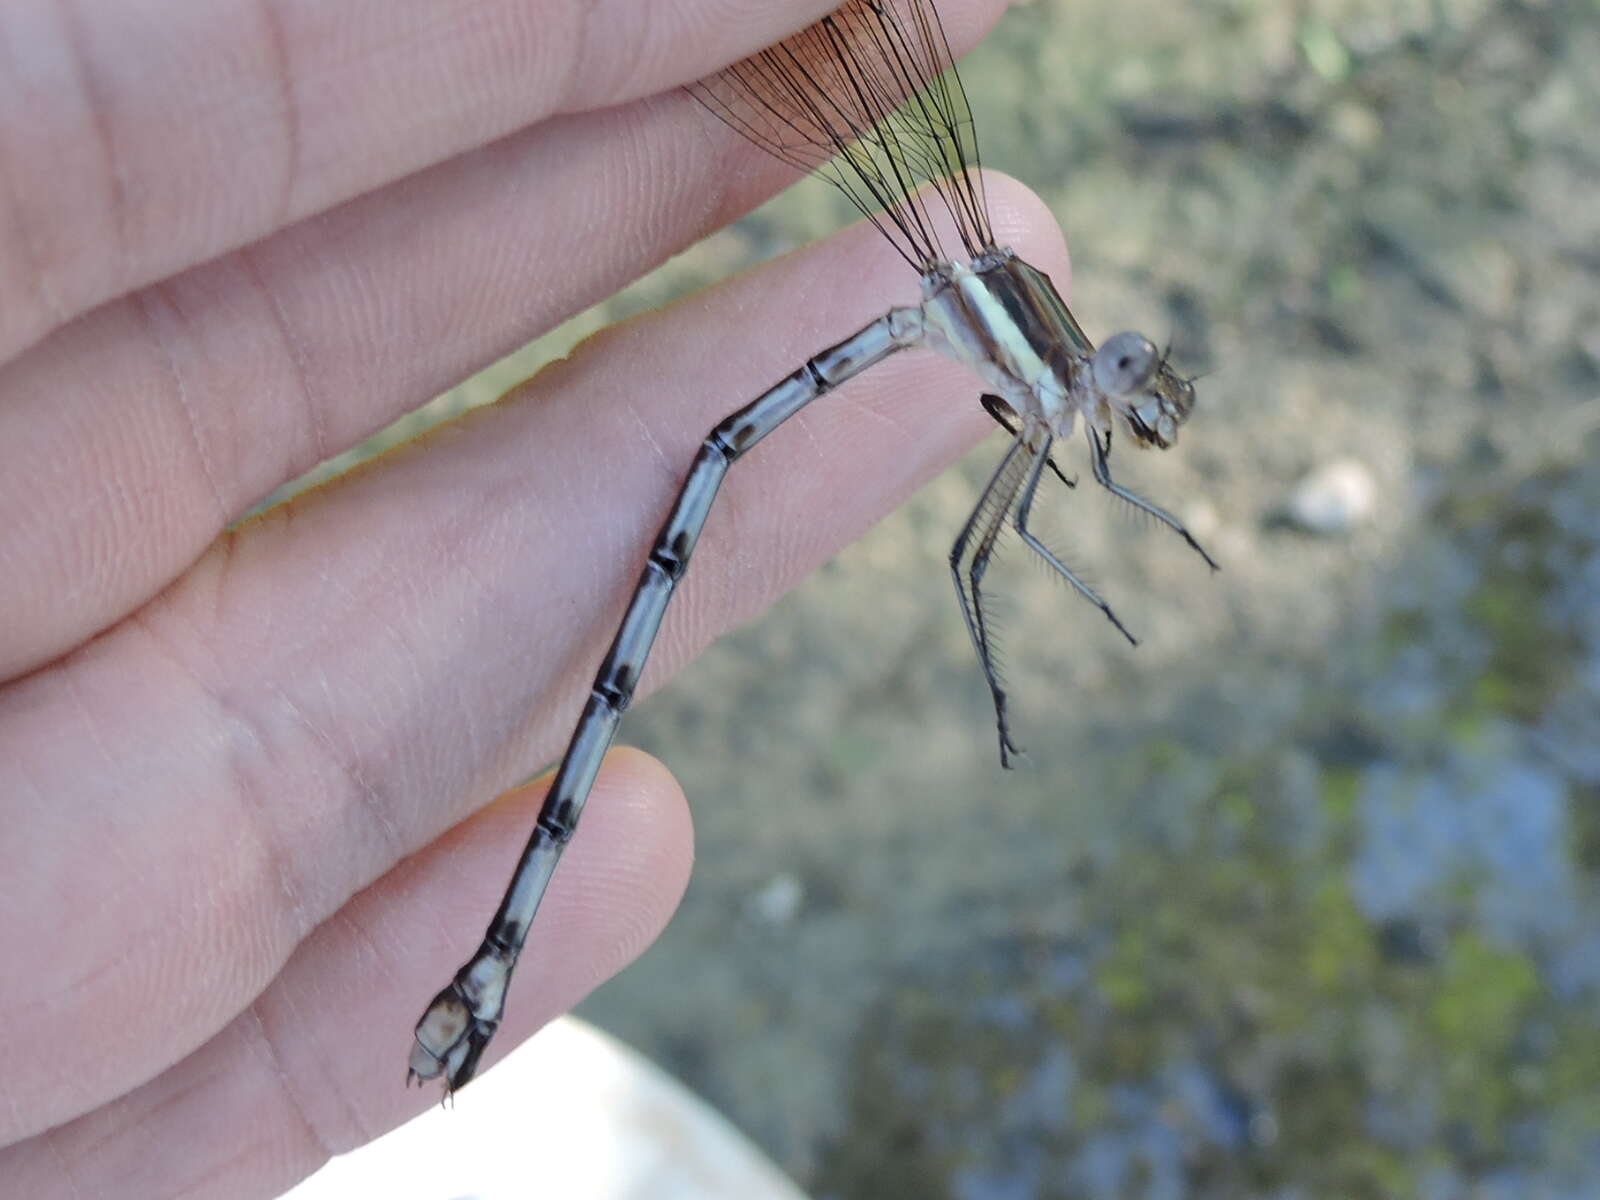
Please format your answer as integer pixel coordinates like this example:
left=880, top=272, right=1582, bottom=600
left=409, top=0, right=1217, bottom=1094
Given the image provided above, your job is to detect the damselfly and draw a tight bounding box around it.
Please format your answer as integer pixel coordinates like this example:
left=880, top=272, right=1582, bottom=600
left=409, top=0, right=1217, bottom=1094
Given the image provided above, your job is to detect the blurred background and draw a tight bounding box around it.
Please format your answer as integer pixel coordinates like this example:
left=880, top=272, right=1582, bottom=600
left=310, top=0, right=1600, bottom=1195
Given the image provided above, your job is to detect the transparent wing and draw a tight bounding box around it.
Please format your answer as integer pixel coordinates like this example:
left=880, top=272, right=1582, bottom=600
left=689, top=0, right=991, bottom=271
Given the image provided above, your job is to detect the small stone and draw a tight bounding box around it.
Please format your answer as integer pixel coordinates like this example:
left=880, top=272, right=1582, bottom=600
left=1283, top=458, right=1378, bottom=535
left=1184, top=498, right=1221, bottom=541
left=747, top=873, right=804, bottom=927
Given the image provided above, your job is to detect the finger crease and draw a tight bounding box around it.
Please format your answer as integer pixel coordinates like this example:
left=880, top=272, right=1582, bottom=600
left=253, top=0, right=303, bottom=229
left=54, top=0, right=128, bottom=288
left=133, top=283, right=230, bottom=524
left=683, top=90, right=737, bottom=234
left=258, top=667, right=410, bottom=887
left=118, top=600, right=307, bottom=935
left=244, top=999, right=342, bottom=1171
left=560, top=0, right=608, bottom=114
left=36, top=1124, right=90, bottom=1200
left=240, top=244, right=328, bottom=462
left=0, top=98, right=67, bottom=341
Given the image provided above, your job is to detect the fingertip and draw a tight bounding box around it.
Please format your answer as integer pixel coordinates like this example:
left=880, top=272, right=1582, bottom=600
left=548, top=746, right=696, bottom=963
left=581, top=743, right=693, bottom=840
left=466, top=747, right=695, bottom=973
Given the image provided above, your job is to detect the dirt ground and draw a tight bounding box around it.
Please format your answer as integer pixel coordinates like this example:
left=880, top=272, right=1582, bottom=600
left=395, top=1, right=1600, bottom=1195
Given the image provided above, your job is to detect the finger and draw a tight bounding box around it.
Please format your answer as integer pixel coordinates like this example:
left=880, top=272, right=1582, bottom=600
left=0, top=174, right=1070, bottom=1141
left=0, top=749, right=694, bottom=1200
left=0, top=0, right=850, bottom=360
left=0, top=0, right=1012, bottom=681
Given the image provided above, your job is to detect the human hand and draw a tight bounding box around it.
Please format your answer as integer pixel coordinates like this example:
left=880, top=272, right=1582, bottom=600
left=0, top=1, right=1061, bottom=1195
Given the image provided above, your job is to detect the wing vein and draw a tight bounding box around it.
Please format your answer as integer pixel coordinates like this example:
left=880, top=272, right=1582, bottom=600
left=688, top=0, right=993, bottom=270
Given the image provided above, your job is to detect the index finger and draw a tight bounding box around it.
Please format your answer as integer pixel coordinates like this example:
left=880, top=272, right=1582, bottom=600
left=0, top=0, right=846, bottom=360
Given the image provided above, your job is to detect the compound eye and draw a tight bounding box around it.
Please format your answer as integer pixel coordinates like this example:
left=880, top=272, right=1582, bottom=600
left=1091, top=332, right=1159, bottom=397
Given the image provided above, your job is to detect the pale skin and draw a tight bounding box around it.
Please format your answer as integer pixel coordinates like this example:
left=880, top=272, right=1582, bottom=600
left=0, top=1, right=1073, bottom=1195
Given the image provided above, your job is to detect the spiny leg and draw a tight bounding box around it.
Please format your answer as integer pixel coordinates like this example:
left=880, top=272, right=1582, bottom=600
left=409, top=306, right=923, bottom=1095
left=980, top=394, right=1075, bottom=488
left=1014, top=434, right=1139, bottom=647
left=949, top=435, right=1032, bottom=767
left=967, top=508, right=1016, bottom=763
left=1088, top=427, right=1219, bottom=571
left=958, top=478, right=1023, bottom=765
